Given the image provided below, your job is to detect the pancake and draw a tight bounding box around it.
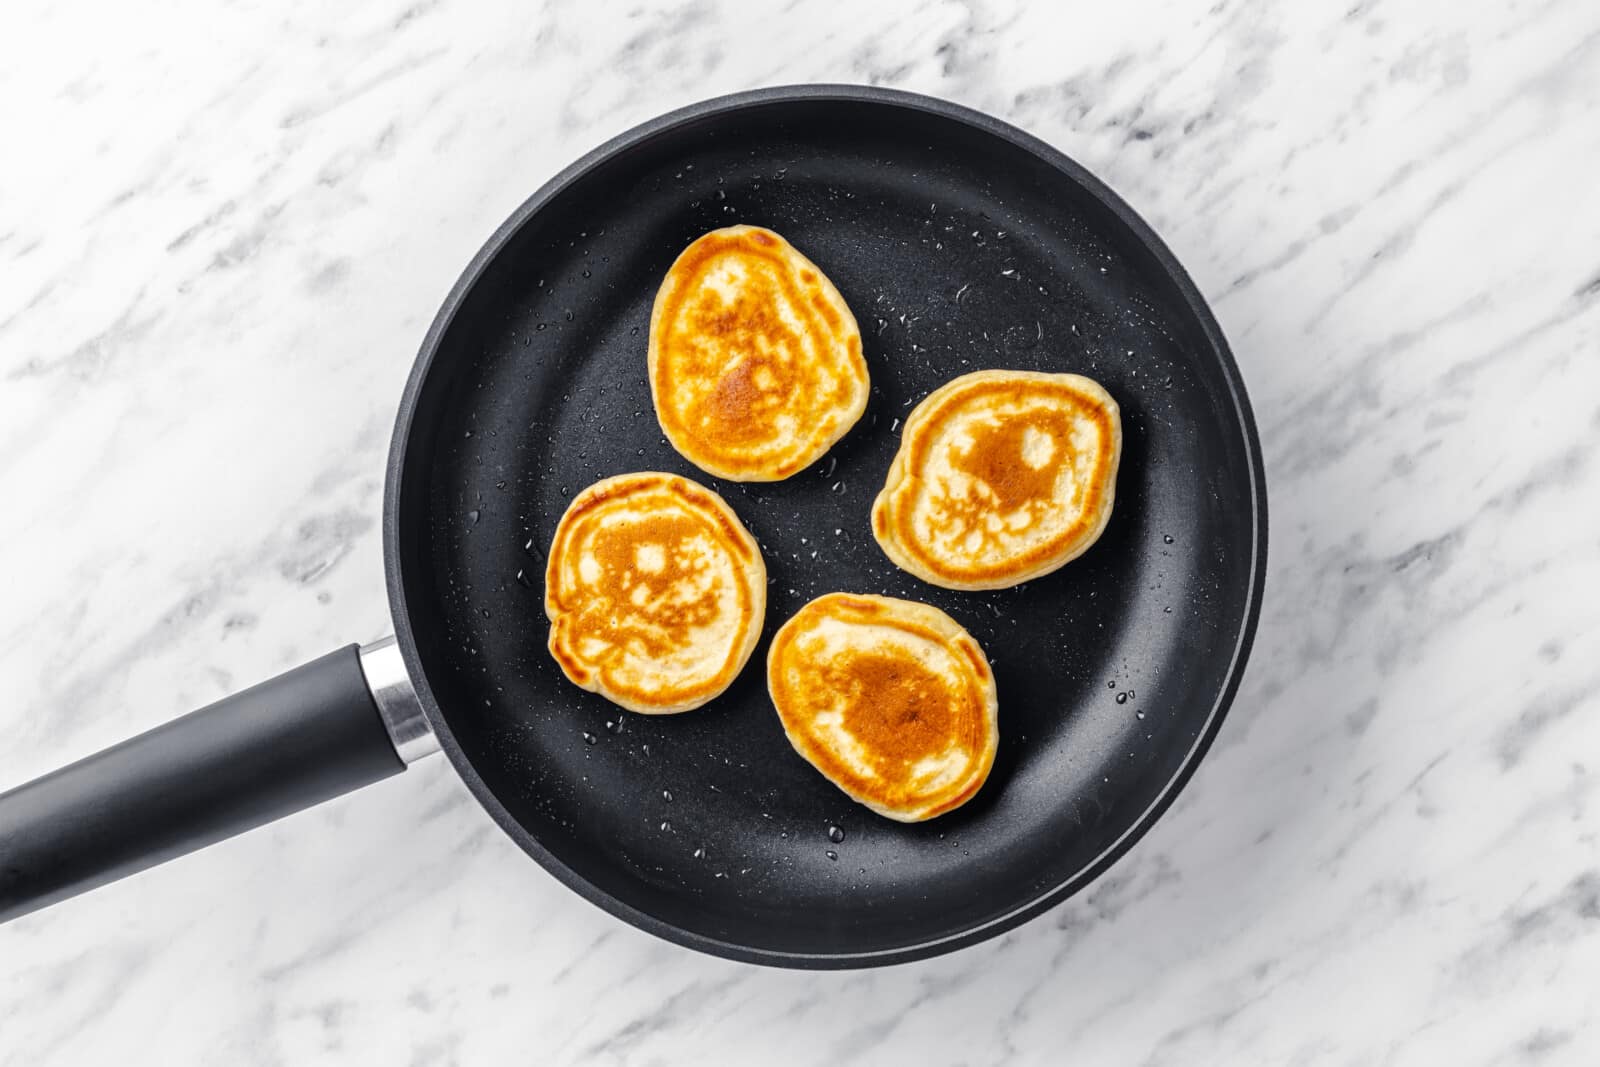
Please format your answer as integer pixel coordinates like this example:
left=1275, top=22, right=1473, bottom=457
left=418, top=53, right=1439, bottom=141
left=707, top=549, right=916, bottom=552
left=767, top=593, right=998, bottom=822
left=648, top=225, right=869, bottom=482
left=872, top=369, right=1121, bottom=591
left=545, top=472, right=766, bottom=714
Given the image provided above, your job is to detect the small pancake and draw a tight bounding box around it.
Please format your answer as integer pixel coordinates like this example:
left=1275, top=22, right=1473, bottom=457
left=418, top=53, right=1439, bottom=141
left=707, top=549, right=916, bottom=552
left=648, top=225, right=869, bottom=482
left=545, top=472, right=766, bottom=714
left=767, top=593, right=998, bottom=822
left=872, top=370, right=1121, bottom=591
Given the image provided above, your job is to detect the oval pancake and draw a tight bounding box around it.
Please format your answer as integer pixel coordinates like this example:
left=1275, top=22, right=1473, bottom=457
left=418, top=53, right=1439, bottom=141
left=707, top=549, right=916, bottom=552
left=872, top=370, right=1121, bottom=591
left=648, top=225, right=869, bottom=482
left=545, top=472, right=766, bottom=714
left=767, top=593, right=998, bottom=822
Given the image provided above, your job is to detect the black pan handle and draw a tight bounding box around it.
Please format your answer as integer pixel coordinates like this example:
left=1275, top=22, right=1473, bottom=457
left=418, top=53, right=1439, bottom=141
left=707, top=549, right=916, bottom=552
left=0, top=640, right=426, bottom=923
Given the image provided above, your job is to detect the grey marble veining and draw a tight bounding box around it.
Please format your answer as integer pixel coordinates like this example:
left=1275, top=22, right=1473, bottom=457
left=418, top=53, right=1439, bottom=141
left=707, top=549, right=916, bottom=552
left=3, top=0, right=1599, bottom=1063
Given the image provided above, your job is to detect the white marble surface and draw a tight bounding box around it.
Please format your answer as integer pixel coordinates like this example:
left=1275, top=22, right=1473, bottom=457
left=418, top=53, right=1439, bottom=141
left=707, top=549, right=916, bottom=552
left=3, top=0, right=1599, bottom=1062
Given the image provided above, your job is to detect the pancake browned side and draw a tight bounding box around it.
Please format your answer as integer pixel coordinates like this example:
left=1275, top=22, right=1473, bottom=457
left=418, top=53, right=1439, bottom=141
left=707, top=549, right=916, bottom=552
left=767, top=593, right=998, bottom=822
left=872, top=370, right=1121, bottom=591
left=648, top=225, right=869, bottom=482
left=546, top=472, right=766, bottom=714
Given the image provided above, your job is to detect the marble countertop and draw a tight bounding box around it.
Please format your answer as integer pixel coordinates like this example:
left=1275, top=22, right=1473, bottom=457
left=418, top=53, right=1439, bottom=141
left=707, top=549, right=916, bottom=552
left=4, top=0, right=1599, bottom=1062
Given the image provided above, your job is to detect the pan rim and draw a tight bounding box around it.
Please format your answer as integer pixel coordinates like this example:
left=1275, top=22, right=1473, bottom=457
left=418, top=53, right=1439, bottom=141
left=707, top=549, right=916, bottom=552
left=384, top=83, right=1268, bottom=969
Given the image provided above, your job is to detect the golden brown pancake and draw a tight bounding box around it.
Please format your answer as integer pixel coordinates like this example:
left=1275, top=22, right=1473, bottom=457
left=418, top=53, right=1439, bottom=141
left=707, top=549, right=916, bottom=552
left=545, top=472, right=766, bottom=714
left=648, top=225, right=869, bottom=482
left=767, top=593, right=998, bottom=822
left=872, top=370, right=1121, bottom=591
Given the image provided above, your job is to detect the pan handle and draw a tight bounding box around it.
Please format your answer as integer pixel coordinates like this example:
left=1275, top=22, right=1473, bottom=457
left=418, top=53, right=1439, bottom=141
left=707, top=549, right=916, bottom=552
left=0, top=637, right=435, bottom=923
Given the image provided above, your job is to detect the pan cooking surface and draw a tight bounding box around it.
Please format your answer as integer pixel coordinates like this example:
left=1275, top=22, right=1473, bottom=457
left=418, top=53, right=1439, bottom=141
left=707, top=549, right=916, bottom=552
left=389, top=90, right=1263, bottom=965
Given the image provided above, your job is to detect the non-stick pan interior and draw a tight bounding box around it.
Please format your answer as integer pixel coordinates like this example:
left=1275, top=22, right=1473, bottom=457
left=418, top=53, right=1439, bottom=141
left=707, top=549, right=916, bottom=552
left=390, top=91, right=1263, bottom=965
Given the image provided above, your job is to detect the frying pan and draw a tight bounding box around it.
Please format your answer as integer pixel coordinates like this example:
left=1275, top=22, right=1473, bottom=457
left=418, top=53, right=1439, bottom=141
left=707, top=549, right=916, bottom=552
left=0, top=85, right=1266, bottom=967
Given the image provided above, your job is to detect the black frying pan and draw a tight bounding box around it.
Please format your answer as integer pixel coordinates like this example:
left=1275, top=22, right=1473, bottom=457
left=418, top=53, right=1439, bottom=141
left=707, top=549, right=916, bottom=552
left=0, top=86, right=1266, bottom=967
